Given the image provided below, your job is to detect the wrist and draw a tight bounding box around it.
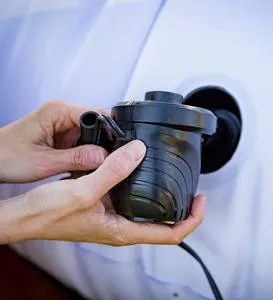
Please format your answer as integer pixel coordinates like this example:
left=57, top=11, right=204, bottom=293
left=0, top=194, right=37, bottom=244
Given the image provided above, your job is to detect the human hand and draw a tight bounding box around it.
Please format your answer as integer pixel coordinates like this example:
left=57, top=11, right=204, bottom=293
left=0, top=140, right=205, bottom=246
left=0, top=101, right=108, bottom=183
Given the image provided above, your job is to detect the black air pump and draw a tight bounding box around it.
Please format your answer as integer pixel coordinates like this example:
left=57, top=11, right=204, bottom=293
left=75, top=90, right=242, bottom=300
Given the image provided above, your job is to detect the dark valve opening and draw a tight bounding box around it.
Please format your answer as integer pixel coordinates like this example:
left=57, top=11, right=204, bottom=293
left=183, top=86, right=242, bottom=173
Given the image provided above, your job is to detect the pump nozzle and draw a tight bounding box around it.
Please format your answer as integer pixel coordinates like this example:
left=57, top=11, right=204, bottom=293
left=76, top=111, right=101, bottom=146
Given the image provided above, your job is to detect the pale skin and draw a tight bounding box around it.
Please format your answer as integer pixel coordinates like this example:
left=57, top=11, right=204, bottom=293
left=0, top=101, right=205, bottom=246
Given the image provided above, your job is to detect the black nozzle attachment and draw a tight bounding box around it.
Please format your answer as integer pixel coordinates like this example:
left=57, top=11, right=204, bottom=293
left=77, top=111, right=101, bottom=145
left=76, top=111, right=125, bottom=152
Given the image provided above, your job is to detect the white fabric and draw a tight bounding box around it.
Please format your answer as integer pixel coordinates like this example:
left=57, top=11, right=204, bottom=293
left=0, top=1, right=273, bottom=299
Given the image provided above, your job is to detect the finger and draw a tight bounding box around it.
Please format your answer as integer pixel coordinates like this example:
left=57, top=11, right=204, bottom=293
left=109, top=195, right=205, bottom=246
left=38, top=145, right=108, bottom=176
left=38, top=100, right=110, bottom=135
left=54, top=127, right=80, bottom=149
left=171, top=195, right=205, bottom=240
left=76, top=140, right=146, bottom=198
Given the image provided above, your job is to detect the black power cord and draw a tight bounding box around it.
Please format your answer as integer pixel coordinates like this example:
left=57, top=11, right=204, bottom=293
left=179, top=242, right=224, bottom=300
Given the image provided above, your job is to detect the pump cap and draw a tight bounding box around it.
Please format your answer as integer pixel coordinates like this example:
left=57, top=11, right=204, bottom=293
left=145, top=91, right=184, bottom=103
left=112, top=91, right=217, bottom=135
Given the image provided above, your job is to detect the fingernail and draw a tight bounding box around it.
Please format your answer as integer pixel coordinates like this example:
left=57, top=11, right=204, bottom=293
left=124, top=140, right=146, bottom=161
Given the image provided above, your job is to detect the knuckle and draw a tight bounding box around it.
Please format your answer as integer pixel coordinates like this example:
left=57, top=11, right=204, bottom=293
left=37, top=100, right=68, bottom=138
left=40, top=100, right=64, bottom=112
left=72, top=148, right=88, bottom=168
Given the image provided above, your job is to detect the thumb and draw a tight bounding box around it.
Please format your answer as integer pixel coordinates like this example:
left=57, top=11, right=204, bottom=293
left=44, top=145, right=108, bottom=175
left=76, top=140, right=146, bottom=198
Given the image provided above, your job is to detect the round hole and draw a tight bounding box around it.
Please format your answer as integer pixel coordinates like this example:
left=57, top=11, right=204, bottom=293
left=80, top=112, right=99, bottom=127
left=183, top=86, right=242, bottom=174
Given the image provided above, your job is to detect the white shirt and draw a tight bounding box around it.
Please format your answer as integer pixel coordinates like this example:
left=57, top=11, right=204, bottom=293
left=0, top=1, right=273, bottom=299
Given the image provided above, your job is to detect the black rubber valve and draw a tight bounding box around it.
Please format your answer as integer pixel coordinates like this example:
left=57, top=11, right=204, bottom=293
left=183, top=87, right=242, bottom=173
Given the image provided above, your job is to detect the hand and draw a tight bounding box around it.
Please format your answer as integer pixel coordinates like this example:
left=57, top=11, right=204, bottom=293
left=0, top=101, right=108, bottom=183
left=0, top=140, right=205, bottom=246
